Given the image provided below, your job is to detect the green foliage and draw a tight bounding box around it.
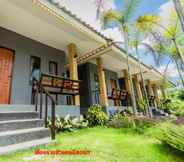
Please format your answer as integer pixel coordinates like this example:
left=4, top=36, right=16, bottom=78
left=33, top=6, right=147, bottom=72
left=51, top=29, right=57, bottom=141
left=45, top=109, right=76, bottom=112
left=101, top=10, right=123, bottom=29
left=102, top=0, right=141, bottom=29
left=161, top=90, right=184, bottom=117
left=108, top=113, right=156, bottom=134
left=48, top=115, right=88, bottom=132
left=137, top=98, right=146, bottom=112
left=122, top=0, right=141, bottom=23
left=136, top=15, right=160, bottom=32
left=108, top=114, right=135, bottom=128
left=86, top=104, right=108, bottom=127
left=157, top=124, right=184, bottom=152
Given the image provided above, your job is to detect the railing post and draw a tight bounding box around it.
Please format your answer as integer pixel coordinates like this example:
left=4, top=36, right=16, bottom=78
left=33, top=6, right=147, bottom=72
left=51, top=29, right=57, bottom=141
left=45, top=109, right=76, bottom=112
left=40, top=87, right=43, bottom=119
left=51, top=101, right=56, bottom=140
left=35, top=86, right=38, bottom=112
left=45, top=94, right=48, bottom=128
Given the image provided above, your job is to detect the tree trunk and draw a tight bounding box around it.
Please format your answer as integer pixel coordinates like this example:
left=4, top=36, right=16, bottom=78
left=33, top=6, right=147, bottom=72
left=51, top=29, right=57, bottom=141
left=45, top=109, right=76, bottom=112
left=175, top=59, right=184, bottom=87
left=172, top=38, right=184, bottom=66
left=123, top=30, right=137, bottom=115
left=173, top=0, right=184, bottom=32
left=135, top=46, right=153, bottom=117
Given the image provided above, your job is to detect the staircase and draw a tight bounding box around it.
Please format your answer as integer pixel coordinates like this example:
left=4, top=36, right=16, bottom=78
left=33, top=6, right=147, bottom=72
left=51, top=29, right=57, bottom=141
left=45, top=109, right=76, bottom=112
left=0, top=105, right=51, bottom=155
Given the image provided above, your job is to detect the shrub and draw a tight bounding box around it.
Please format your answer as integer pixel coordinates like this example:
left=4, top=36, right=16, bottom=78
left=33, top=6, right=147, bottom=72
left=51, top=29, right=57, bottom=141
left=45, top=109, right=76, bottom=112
left=161, top=90, right=184, bottom=117
left=86, top=105, right=108, bottom=127
left=108, top=113, right=156, bottom=133
left=108, top=114, right=135, bottom=128
left=137, top=98, right=146, bottom=112
left=48, top=115, right=88, bottom=132
left=157, top=124, right=184, bottom=152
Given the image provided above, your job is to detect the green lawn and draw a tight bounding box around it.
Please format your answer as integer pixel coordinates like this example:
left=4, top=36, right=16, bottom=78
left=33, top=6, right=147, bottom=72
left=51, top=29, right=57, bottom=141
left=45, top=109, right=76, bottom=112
left=1, top=127, right=184, bottom=162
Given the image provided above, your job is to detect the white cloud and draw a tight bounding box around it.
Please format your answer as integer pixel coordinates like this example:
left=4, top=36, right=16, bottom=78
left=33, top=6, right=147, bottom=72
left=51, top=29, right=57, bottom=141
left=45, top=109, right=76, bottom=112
left=52, top=0, right=124, bottom=41
left=57, top=0, right=115, bottom=30
left=158, top=1, right=176, bottom=30
left=158, top=63, right=180, bottom=78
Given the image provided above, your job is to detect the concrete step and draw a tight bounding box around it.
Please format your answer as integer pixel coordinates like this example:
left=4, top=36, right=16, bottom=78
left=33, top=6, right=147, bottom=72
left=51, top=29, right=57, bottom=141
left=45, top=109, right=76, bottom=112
left=0, top=137, right=52, bottom=155
left=0, top=105, right=35, bottom=112
left=0, top=112, right=39, bottom=121
left=0, top=127, right=50, bottom=146
left=0, top=119, right=44, bottom=132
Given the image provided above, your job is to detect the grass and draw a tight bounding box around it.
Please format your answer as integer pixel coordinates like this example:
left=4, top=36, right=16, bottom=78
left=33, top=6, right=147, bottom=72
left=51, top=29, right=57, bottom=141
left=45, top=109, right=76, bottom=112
left=0, top=127, right=184, bottom=162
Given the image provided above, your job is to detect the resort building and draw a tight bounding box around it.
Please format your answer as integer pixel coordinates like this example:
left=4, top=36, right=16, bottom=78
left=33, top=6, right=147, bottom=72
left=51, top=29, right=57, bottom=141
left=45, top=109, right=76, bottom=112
left=0, top=0, right=168, bottom=153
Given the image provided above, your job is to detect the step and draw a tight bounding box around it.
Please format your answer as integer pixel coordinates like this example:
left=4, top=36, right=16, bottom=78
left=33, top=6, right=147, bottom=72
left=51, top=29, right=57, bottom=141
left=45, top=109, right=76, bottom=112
left=0, top=119, right=44, bottom=132
left=0, top=127, right=50, bottom=146
left=0, top=112, right=39, bottom=121
left=0, top=137, right=52, bottom=155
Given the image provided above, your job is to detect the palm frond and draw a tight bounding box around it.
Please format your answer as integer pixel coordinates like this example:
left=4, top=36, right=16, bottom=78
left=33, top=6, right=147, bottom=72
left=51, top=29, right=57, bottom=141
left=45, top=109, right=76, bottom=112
left=122, top=0, right=141, bottom=23
left=141, top=43, right=162, bottom=66
left=136, top=15, right=160, bottom=32
left=101, top=10, right=123, bottom=29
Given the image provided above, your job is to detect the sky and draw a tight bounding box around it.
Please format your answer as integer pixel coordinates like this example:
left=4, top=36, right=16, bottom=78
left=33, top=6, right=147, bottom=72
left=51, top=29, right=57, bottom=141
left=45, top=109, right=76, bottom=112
left=115, top=0, right=168, bottom=16
left=61, top=0, right=180, bottom=85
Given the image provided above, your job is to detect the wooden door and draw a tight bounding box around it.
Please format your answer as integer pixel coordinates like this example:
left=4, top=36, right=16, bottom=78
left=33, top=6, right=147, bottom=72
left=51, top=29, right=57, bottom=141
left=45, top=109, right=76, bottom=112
left=0, top=48, right=14, bottom=104
left=110, top=79, right=120, bottom=106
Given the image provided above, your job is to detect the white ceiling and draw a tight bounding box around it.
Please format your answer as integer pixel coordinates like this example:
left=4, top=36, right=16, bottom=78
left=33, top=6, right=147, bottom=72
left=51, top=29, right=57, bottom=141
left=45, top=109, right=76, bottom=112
left=0, top=0, right=101, bottom=55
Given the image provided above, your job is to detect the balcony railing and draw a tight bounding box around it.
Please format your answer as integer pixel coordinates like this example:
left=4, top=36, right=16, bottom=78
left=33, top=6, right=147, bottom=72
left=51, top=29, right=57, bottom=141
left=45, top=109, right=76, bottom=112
left=92, top=88, right=130, bottom=106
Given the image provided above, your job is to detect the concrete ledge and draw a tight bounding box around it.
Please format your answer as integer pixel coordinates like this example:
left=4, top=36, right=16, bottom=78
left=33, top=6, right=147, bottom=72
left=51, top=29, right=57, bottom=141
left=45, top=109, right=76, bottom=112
left=0, top=105, right=80, bottom=117
left=43, top=105, right=80, bottom=118
left=0, top=105, right=35, bottom=112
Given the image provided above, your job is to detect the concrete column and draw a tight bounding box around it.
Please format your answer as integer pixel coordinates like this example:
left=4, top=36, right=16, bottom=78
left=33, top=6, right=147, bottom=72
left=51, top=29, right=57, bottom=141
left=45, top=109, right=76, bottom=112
left=147, top=80, right=154, bottom=96
left=133, top=74, right=143, bottom=100
left=96, top=57, right=108, bottom=107
left=160, top=86, right=167, bottom=99
left=67, top=43, right=80, bottom=106
left=152, top=84, right=159, bottom=106
left=123, top=69, right=131, bottom=94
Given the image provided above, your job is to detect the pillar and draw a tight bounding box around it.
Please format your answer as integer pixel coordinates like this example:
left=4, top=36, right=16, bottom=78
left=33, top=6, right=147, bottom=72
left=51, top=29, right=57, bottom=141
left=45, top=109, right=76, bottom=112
left=152, top=84, right=159, bottom=106
left=123, top=69, right=131, bottom=94
left=160, top=86, right=167, bottom=99
left=147, top=80, right=154, bottom=96
left=67, top=43, right=80, bottom=106
left=96, top=57, right=108, bottom=107
left=133, top=74, right=143, bottom=100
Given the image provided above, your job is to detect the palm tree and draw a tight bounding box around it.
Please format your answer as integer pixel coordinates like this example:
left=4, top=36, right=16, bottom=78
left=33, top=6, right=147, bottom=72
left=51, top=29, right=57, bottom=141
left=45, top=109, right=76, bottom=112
left=136, top=15, right=184, bottom=65
left=101, top=0, right=143, bottom=115
left=129, top=32, right=157, bottom=116
left=136, top=15, right=184, bottom=87
left=94, top=0, right=114, bottom=19
left=173, top=0, right=184, bottom=32
left=146, top=31, right=184, bottom=87
left=95, top=0, right=104, bottom=18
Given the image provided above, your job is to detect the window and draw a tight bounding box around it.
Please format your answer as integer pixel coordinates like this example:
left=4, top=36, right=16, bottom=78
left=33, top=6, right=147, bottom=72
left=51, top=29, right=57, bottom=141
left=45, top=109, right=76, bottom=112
left=30, top=56, right=41, bottom=82
left=49, top=61, right=58, bottom=75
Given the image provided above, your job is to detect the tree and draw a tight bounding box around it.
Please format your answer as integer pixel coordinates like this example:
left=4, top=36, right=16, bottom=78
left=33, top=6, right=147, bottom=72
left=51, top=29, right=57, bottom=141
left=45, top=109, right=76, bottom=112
left=136, top=15, right=184, bottom=87
left=94, top=0, right=114, bottom=19
left=173, top=0, right=184, bottom=32
left=101, top=0, right=143, bottom=116
left=129, top=31, right=158, bottom=115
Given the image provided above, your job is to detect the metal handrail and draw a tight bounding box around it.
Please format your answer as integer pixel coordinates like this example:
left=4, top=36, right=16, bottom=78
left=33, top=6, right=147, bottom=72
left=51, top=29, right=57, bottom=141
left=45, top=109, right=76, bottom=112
left=33, top=80, right=56, bottom=140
